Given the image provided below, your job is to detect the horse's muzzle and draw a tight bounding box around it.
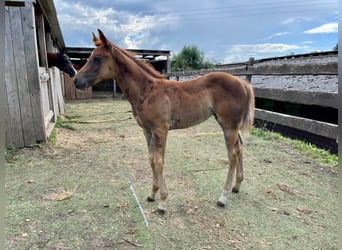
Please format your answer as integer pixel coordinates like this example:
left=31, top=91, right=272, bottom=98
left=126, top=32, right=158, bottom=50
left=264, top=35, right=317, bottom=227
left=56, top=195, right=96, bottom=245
left=73, top=77, right=87, bottom=90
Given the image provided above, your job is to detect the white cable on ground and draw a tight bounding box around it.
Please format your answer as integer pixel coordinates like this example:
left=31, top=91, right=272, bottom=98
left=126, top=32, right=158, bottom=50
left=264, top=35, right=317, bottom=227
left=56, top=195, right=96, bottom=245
left=128, top=178, right=149, bottom=227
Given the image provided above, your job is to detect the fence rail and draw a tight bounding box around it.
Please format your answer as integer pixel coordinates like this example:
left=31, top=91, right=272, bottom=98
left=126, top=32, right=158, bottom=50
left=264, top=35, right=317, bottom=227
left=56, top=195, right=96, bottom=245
left=167, top=55, right=338, bottom=142
left=167, top=61, right=337, bottom=77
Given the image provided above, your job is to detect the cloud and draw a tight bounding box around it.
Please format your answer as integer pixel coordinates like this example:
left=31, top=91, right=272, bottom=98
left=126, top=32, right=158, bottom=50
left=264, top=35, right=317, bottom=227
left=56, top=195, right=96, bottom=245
left=119, top=14, right=178, bottom=48
left=264, top=32, right=289, bottom=40
left=301, top=41, right=314, bottom=44
left=54, top=0, right=337, bottom=62
left=223, top=43, right=308, bottom=63
left=304, top=22, right=338, bottom=34
left=281, top=17, right=311, bottom=24
left=54, top=0, right=179, bottom=49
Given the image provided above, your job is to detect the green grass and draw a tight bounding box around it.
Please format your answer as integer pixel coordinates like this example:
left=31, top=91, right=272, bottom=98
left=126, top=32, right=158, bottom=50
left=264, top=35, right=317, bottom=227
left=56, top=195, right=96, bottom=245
left=252, top=127, right=338, bottom=166
left=55, top=115, right=77, bottom=130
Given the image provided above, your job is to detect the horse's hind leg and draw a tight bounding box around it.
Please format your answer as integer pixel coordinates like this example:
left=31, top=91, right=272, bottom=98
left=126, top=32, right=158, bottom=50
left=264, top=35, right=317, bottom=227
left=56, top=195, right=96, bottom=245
left=232, top=133, right=243, bottom=193
left=217, top=128, right=241, bottom=207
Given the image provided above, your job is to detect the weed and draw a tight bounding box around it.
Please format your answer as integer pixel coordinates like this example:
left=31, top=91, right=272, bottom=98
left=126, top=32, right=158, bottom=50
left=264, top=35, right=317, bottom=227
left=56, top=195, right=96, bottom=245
left=48, top=128, right=57, bottom=145
left=55, top=115, right=76, bottom=130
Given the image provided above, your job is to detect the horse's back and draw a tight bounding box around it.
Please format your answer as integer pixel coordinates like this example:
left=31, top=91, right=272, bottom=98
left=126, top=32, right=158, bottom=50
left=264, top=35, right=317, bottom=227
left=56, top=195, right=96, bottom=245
left=155, top=72, right=251, bottom=130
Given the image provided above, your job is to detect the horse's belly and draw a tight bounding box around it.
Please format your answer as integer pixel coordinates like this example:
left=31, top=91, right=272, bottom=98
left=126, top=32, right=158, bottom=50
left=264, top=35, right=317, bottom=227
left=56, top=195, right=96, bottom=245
left=169, top=106, right=212, bottom=130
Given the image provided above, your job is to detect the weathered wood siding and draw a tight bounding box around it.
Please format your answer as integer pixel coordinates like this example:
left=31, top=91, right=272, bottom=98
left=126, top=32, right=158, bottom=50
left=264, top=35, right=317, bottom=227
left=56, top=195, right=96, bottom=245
left=64, top=74, right=92, bottom=100
left=5, top=1, right=66, bottom=148
left=5, top=3, right=45, bottom=148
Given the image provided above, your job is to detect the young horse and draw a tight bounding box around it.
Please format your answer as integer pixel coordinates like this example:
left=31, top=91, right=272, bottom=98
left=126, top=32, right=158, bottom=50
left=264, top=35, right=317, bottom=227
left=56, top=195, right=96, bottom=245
left=47, top=51, right=77, bottom=78
left=73, top=29, right=255, bottom=214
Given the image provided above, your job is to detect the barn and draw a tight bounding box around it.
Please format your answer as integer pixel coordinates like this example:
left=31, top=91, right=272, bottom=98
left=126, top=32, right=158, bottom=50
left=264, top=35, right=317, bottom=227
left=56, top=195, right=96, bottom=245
left=5, top=0, right=67, bottom=148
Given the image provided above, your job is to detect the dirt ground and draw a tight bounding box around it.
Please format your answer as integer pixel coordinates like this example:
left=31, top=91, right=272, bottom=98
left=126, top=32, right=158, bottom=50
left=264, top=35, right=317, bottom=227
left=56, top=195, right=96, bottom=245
left=5, top=97, right=338, bottom=249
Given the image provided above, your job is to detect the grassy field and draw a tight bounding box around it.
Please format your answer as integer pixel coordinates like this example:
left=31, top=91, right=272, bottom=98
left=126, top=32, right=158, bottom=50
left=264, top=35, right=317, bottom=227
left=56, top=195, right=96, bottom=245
left=5, top=98, right=338, bottom=249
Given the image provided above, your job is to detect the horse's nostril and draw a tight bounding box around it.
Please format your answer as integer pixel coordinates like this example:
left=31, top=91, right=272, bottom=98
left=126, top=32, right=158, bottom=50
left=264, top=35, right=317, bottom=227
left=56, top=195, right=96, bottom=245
left=73, top=78, right=78, bottom=86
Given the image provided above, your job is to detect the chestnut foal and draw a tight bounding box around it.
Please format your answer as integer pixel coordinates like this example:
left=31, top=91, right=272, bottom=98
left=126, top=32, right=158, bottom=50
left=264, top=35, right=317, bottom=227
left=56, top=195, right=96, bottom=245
left=73, top=29, right=255, bottom=214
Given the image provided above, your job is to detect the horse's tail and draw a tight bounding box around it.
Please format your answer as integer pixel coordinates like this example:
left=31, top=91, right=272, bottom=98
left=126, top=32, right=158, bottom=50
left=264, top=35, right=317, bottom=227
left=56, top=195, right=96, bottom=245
left=240, top=80, right=255, bottom=132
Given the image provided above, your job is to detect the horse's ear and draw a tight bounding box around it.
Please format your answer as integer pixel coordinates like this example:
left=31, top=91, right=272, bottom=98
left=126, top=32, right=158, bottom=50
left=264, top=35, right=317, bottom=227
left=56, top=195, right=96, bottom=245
left=92, top=32, right=103, bottom=47
left=98, top=29, right=109, bottom=47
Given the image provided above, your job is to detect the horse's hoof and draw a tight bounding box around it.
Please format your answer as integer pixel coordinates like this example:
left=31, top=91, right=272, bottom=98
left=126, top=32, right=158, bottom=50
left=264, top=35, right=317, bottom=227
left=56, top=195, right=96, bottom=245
left=216, top=201, right=225, bottom=207
left=157, top=208, right=166, bottom=215
left=147, top=197, right=155, bottom=202
left=232, top=187, right=239, bottom=193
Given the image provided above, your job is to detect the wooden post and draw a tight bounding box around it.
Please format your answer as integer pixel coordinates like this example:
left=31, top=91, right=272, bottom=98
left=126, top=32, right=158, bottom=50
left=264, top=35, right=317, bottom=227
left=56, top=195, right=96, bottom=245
left=246, top=57, right=254, bottom=83
left=113, top=79, right=117, bottom=98
left=166, top=55, right=171, bottom=74
left=36, top=11, right=48, bottom=67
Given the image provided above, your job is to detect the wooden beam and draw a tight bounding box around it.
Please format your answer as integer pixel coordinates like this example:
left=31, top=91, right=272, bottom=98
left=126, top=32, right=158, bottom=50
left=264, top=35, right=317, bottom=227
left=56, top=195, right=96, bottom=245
left=254, top=87, right=338, bottom=108
left=36, top=11, right=48, bottom=67
left=248, top=62, right=337, bottom=75
left=5, top=6, right=25, bottom=147
left=22, top=2, right=46, bottom=143
left=167, top=61, right=338, bottom=77
left=255, top=108, right=338, bottom=139
left=9, top=5, right=36, bottom=146
left=5, top=1, right=25, bottom=7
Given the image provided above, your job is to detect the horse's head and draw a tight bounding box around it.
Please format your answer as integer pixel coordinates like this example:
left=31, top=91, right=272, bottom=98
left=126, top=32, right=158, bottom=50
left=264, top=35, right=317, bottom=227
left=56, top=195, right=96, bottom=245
left=48, top=51, right=77, bottom=78
left=57, top=52, right=77, bottom=78
left=73, top=29, right=115, bottom=90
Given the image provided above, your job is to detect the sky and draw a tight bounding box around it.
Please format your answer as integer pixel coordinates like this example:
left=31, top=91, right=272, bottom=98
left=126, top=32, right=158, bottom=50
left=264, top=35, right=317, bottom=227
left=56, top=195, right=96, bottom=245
left=54, top=0, right=338, bottom=63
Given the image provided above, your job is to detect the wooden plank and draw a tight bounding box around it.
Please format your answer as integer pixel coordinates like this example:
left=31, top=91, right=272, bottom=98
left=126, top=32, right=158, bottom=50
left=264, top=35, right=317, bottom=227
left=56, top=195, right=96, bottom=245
left=9, top=6, right=36, bottom=146
left=248, top=62, right=337, bottom=75
left=64, top=74, right=77, bottom=100
left=64, top=77, right=92, bottom=100
left=56, top=72, right=65, bottom=115
left=254, top=87, right=338, bottom=108
left=76, top=89, right=86, bottom=99
left=255, top=108, right=338, bottom=139
left=22, top=2, right=46, bottom=143
left=64, top=74, right=72, bottom=100
left=49, top=67, right=59, bottom=121
left=75, top=86, right=92, bottom=100
left=5, top=1, right=25, bottom=7
left=5, top=6, right=24, bottom=148
left=35, top=11, right=48, bottom=67
left=39, top=67, right=51, bottom=117
left=44, top=110, right=54, bottom=129
left=4, top=83, right=12, bottom=148
left=45, top=31, right=54, bottom=51
left=167, top=61, right=337, bottom=77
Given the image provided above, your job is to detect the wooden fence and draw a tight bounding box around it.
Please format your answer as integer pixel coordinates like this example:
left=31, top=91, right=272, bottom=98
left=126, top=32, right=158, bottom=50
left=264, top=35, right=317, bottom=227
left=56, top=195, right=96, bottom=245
left=64, top=74, right=92, bottom=100
left=167, top=57, right=338, bottom=141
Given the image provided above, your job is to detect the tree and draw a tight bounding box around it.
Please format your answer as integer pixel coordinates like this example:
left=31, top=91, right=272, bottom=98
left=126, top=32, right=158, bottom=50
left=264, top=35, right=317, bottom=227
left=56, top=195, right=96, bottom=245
left=333, top=43, right=338, bottom=51
left=171, top=45, right=206, bottom=71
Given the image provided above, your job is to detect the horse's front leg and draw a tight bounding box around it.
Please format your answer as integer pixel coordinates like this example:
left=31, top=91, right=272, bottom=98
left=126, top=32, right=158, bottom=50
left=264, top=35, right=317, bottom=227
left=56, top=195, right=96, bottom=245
left=149, top=127, right=168, bottom=214
left=143, top=130, right=158, bottom=202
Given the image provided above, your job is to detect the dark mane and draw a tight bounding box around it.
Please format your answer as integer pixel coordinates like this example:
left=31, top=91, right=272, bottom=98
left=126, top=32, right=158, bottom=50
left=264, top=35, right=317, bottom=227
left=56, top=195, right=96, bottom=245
left=114, top=44, right=166, bottom=79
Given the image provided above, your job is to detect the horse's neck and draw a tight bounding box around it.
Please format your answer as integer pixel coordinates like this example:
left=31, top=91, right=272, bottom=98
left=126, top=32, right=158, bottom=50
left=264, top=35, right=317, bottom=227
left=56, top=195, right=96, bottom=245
left=111, top=46, right=155, bottom=106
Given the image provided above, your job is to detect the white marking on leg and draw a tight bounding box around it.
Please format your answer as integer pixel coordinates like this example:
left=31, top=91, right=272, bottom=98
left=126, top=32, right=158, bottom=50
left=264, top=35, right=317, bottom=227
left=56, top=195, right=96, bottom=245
left=218, top=190, right=230, bottom=206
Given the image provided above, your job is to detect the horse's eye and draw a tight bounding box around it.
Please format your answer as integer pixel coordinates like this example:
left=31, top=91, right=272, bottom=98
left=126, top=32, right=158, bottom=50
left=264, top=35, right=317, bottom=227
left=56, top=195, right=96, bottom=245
left=93, top=56, right=101, bottom=65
